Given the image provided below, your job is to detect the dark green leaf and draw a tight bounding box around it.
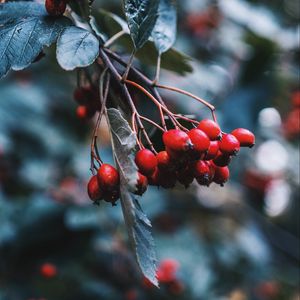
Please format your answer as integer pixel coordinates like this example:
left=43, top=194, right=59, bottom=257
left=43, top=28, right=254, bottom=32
left=56, top=26, right=99, bottom=70
left=68, top=0, right=93, bottom=22
left=152, top=0, right=177, bottom=54
left=0, top=2, right=71, bottom=78
left=123, top=0, right=159, bottom=49
left=106, top=108, right=138, bottom=191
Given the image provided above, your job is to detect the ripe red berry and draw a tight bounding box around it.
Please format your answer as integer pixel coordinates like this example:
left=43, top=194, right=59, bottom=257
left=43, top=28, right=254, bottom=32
left=147, top=167, right=160, bottom=186
left=156, top=151, right=174, bottom=171
left=213, top=165, right=230, bottom=186
left=156, top=259, right=179, bottom=283
left=97, top=164, right=120, bottom=191
left=87, top=175, right=103, bottom=201
left=231, top=128, right=255, bottom=148
left=40, top=263, right=57, bottom=278
left=213, top=151, right=232, bottom=167
left=135, top=172, right=148, bottom=195
left=188, top=128, right=210, bottom=154
left=197, top=119, right=221, bottom=140
left=76, top=105, right=88, bottom=119
left=163, top=129, right=193, bottom=152
left=193, top=160, right=210, bottom=186
left=135, top=149, right=157, bottom=176
left=219, top=134, right=240, bottom=155
left=45, top=0, right=66, bottom=16
left=204, top=140, right=219, bottom=160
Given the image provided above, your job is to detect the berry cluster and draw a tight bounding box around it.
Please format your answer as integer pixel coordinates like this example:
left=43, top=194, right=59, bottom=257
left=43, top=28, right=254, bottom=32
left=73, top=85, right=101, bottom=120
left=87, top=118, right=255, bottom=205
left=45, top=0, right=67, bottom=16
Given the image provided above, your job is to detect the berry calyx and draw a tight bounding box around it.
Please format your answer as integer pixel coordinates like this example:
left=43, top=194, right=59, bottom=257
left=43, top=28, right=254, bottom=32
left=135, top=149, right=157, bottom=176
left=219, top=134, right=240, bottom=155
left=87, top=175, right=103, bottom=201
left=213, top=165, right=230, bottom=186
left=188, top=128, right=210, bottom=154
left=231, top=128, right=255, bottom=148
left=204, top=140, right=219, bottom=160
left=163, top=129, right=193, bottom=152
left=135, top=172, right=148, bottom=195
left=97, top=164, right=120, bottom=191
left=45, top=0, right=66, bottom=16
left=197, top=119, right=221, bottom=140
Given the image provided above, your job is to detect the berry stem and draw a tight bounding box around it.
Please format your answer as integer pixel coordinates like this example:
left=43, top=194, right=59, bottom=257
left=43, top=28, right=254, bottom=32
left=104, top=30, right=127, bottom=48
left=122, top=49, right=136, bottom=81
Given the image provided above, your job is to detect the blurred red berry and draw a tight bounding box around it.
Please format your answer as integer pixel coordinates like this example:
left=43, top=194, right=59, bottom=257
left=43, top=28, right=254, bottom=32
left=40, top=263, right=57, bottom=278
left=45, top=0, right=66, bottom=16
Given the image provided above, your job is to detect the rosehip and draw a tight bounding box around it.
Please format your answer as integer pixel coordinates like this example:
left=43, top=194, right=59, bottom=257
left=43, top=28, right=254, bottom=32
left=188, top=128, right=210, bottom=154
left=197, top=119, right=221, bottom=140
left=135, top=172, right=148, bottom=195
left=163, top=129, right=193, bottom=152
left=87, top=175, right=103, bottom=201
left=213, top=165, right=230, bottom=186
left=45, top=0, right=66, bottom=16
left=135, top=149, right=157, bottom=176
left=156, top=151, right=174, bottom=171
left=193, top=160, right=210, bottom=186
left=204, top=140, right=219, bottom=160
left=219, top=134, right=240, bottom=155
left=231, top=128, right=255, bottom=148
left=213, top=151, right=232, bottom=167
left=97, top=164, right=120, bottom=191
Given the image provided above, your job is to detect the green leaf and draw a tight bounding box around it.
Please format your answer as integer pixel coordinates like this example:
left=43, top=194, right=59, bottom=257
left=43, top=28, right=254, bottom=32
left=68, top=0, right=93, bottom=22
left=123, top=0, right=160, bottom=49
left=152, top=0, right=177, bottom=54
left=136, top=41, right=193, bottom=75
left=0, top=2, right=71, bottom=78
left=56, top=26, right=99, bottom=71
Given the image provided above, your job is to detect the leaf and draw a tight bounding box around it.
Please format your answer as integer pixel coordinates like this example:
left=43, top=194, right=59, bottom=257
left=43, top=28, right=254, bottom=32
left=68, top=0, right=93, bottom=22
left=56, top=26, right=99, bottom=70
left=119, top=182, right=158, bottom=286
left=152, top=0, right=177, bottom=54
left=106, top=108, right=138, bottom=192
left=123, top=0, right=160, bottom=49
left=136, top=41, right=193, bottom=75
left=0, top=2, right=71, bottom=78
left=106, top=108, right=158, bottom=286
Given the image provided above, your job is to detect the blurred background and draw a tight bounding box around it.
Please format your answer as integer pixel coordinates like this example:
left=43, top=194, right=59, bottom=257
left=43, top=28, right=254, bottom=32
left=0, top=0, right=299, bottom=299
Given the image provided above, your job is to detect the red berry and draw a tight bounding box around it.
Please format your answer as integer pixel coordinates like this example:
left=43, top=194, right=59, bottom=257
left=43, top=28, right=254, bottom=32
left=163, top=129, right=193, bottom=152
left=188, top=128, right=210, bottom=154
left=76, top=105, right=88, bottom=119
left=135, top=149, right=157, bottom=176
left=103, top=189, right=120, bottom=206
left=213, top=151, right=232, bottom=167
left=219, top=134, right=240, bottom=155
left=231, top=128, right=255, bottom=148
left=40, top=263, right=57, bottom=278
left=197, top=119, right=221, bottom=140
left=147, top=168, right=160, bottom=186
left=45, top=0, right=66, bottom=16
left=193, top=160, right=210, bottom=186
left=156, top=259, right=179, bottom=283
left=156, top=151, right=174, bottom=171
left=204, top=140, right=219, bottom=160
left=135, top=172, right=148, bottom=195
left=87, top=175, right=103, bottom=201
left=97, top=164, right=120, bottom=191
left=213, top=165, right=230, bottom=186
